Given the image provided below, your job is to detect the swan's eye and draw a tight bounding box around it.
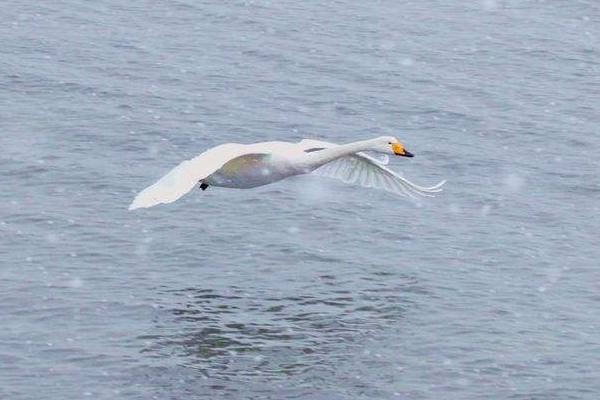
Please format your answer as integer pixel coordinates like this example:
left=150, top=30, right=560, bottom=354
left=388, top=142, right=392, bottom=145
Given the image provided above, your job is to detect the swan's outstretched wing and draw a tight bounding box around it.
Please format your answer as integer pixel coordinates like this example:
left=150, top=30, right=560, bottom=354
left=129, top=143, right=243, bottom=210
left=303, top=140, right=445, bottom=198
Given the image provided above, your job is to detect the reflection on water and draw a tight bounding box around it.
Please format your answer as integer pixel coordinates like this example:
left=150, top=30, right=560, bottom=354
left=142, top=272, right=427, bottom=380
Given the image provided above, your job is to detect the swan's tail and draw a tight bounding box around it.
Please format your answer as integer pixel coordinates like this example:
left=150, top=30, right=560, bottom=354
left=128, top=160, right=200, bottom=210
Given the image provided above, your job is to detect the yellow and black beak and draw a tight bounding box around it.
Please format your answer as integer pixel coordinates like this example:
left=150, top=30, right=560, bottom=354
left=392, top=143, right=414, bottom=157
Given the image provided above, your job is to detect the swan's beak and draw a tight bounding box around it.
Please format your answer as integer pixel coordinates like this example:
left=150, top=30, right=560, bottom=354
left=392, top=143, right=414, bottom=157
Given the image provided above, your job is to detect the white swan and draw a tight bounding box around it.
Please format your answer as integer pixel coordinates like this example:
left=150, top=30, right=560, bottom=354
left=128, top=136, right=445, bottom=210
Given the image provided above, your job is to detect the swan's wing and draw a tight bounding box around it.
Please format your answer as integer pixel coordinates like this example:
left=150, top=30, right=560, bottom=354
left=128, top=143, right=244, bottom=210
left=312, top=152, right=445, bottom=199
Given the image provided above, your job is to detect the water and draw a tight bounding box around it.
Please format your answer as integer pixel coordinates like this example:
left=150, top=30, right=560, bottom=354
left=1, top=1, right=599, bottom=398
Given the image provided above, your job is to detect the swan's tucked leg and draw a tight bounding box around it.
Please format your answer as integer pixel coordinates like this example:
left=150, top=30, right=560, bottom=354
left=199, top=182, right=209, bottom=191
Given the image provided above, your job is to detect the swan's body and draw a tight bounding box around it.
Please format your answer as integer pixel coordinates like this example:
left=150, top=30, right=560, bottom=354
left=129, top=136, right=445, bottom=210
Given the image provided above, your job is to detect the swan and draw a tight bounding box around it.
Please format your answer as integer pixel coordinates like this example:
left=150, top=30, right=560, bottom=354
left=128, top=136, right=445, bottom=210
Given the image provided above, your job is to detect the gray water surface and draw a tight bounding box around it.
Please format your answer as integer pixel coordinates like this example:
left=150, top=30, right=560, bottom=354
left=2, top=1, right=600, bottom=399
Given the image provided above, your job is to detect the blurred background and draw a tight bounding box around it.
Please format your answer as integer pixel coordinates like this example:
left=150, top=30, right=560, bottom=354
left=1, top=1, right=599, bottom=399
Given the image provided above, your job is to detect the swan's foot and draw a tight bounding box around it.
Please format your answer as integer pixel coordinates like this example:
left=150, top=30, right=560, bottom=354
left=199, top=182, right=209, bottom=191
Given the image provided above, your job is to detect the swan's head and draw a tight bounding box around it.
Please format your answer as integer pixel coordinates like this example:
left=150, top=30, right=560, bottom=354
left=372, top=136, right=414, bottom=157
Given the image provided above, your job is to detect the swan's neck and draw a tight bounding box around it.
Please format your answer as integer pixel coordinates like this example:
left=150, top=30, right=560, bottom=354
left=302, top=140, right=373, bottom=170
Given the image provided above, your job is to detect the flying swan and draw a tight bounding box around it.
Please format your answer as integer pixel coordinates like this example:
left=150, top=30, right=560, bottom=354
left=128, top=136, right=445, bottom=210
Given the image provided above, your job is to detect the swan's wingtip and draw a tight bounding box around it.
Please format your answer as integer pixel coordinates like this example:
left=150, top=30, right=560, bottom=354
left=426, top=179, right=446, bottom=193
left=128, top=196, right=148, bottom=211
left=128, top=199, right=142, bottom=210
left=128, top=193, right=168, bottom=210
